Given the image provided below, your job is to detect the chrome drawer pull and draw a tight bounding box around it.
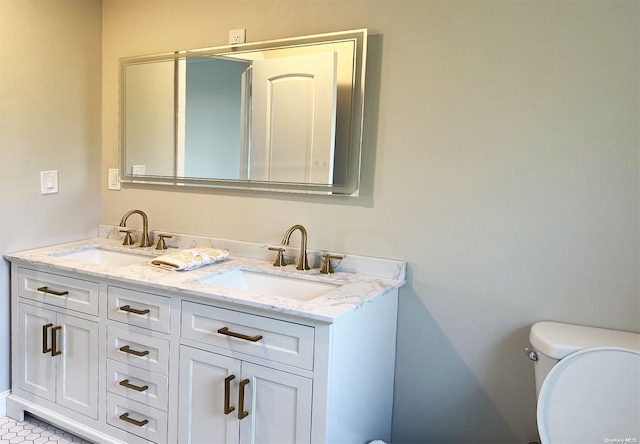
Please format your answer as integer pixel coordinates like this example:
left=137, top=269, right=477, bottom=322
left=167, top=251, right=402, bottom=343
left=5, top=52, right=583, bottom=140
left=37, top=286, right=69, bottom=296
left=119, top=379, right=149, bottom=392
left=119, top=345, right=149, bottom=357
left=217, top=327, right=263, bottom=342
left=119, top=412, right=148, bottom=427
left=119, top=305, right=150, bottom=315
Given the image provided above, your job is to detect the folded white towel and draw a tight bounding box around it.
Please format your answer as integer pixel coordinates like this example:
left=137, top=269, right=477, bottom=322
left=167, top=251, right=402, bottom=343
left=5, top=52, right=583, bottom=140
left=151, top=248, right=229, bottom=271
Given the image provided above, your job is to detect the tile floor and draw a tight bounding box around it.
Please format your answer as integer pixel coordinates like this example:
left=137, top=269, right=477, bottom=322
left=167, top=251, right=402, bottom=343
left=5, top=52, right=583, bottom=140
left=0, top=414, right=92, bottom=444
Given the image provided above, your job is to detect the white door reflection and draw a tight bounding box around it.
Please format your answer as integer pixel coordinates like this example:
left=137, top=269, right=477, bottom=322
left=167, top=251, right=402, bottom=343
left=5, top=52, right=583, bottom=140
left=250, top=52, right=338, bottom=184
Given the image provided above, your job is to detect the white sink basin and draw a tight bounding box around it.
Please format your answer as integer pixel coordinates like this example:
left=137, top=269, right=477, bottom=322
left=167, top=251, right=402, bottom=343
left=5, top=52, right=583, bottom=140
left=51, top=246, right=152, bottom=267
left=198, top=269, right=339, bottom=301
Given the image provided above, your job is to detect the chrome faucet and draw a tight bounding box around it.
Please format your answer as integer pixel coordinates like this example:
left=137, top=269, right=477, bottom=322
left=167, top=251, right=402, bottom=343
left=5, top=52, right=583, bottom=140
left=119, top=209, right=152, bottom=247
left=281, top=225, right=310, bottom=270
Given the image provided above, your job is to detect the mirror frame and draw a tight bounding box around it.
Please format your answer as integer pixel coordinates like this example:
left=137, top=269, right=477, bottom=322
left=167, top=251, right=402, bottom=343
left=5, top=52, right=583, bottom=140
left=119, top=29, right=367, bottom=196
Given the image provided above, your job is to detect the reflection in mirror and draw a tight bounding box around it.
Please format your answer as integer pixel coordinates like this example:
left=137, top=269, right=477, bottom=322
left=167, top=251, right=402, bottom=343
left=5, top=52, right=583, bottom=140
left=180, top=56, right=250, bottom=180
left=119, top=29, right=367, bottom=195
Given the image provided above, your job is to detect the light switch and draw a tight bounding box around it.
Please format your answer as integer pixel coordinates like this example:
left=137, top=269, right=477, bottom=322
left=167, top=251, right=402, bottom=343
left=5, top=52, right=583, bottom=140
left=41, top=170, right=59, bottom=195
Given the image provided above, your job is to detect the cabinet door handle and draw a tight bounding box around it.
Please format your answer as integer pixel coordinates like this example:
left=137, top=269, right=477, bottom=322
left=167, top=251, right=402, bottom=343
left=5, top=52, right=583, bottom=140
left=119, top=305, right=150, bottom=315
left=238, top=379, right=250, bottom=420
left=37, top=286, right=69, bottom=297
left=119, top=345, right=149, bottom=357
left=119, top=412, right=149, bottom=427
left=224, top=375, right=236, bottom=414
left=51, top=326, right=62, bottom=356
left=119, top=379, right=149, bottom=392
left=42, top=323, right=53, bottom=354
left=217, top=327, right=263, bottom=342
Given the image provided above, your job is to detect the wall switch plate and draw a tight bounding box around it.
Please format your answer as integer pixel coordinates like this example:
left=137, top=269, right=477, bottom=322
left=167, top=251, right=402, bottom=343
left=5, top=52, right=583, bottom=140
left=41, top=170, right=59, bottom=195
left=229, top=29, right=246, bottom=45
left=108, top=168, right=121, bottom=190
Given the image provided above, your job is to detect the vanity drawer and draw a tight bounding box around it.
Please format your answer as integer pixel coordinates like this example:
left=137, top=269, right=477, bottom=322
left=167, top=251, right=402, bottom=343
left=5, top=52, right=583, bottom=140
left=107, top=360, right=168, bottom=411
left=107, top=326, right=169, bottom=375
left=108, top=286, right=171, bottom=334
left=181, top=301, right=314, bottom=370
left=107, top=393, right=167, bottom=444
left=18, top=267, right=99, bottom=316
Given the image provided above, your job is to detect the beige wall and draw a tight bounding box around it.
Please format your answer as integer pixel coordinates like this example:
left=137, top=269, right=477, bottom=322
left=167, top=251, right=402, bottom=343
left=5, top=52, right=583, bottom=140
left=1, top=0, right=635, bottom=440
left=100, top=0, right=636, bottom=442
left=0, top=0, right=102, bottom=394
left=102, top=0, right=640, bottom=442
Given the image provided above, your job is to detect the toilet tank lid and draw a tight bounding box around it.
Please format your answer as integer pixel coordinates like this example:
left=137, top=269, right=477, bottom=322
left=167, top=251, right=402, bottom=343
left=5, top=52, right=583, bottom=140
left=530, top=321, right=640, bottom=359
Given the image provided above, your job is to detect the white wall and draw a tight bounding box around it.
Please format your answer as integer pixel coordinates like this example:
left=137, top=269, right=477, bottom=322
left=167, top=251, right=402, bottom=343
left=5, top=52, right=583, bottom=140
left=0, top=0, right=102, bottom=394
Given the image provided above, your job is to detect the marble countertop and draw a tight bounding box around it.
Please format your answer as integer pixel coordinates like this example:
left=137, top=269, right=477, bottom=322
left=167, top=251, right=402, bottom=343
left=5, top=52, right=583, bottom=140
left=4, top=233, right=406, bottom=323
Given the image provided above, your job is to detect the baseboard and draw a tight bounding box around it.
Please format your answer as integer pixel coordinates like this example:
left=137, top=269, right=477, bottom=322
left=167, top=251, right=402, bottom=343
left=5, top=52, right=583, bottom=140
left=0, top=390, right=9, bottom=417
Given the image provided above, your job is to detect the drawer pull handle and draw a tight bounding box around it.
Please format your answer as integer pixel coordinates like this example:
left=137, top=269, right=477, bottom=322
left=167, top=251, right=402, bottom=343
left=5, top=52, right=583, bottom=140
left=119, top=305, right=150, bottom=315
left=119, top=379, right=149, bottom=392
left=42, top=323, right=53, bottom=354
left=119, top=412, right=149, bottom=427
left=51, top=326, right=62, bottom=356
left=224, top=375, right=235, bottom=414
left=217, top=327, right=263, bottom=342
left=238, top=379, right=250, bottom=420
left=37, top=286, right=69, bottom=296
left=119, top=345, right=149, bottom=357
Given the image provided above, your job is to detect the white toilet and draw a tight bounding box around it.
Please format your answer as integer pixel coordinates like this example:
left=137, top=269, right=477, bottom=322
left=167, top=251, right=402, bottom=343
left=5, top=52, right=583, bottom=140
left=527, top=321, right=640, bottom=443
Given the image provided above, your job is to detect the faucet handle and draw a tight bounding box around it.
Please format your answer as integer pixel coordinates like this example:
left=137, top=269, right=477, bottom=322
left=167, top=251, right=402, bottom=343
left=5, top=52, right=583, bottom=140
left=320, top=254, right=344, bottom=274
left=119, top=229, right=134, bottom=246
left=156, top=234, right=173, bottom=251
left=268, top=247, right=287, bottom=267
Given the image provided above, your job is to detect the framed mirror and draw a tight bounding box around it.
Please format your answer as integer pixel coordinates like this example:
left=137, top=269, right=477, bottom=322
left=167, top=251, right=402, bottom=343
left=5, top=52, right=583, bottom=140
left=119, top=29, right=367, bottom=195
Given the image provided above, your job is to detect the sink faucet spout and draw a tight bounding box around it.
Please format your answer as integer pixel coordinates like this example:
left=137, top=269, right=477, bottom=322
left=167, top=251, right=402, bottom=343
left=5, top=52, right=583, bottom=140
left=119, top=209, right=152, bottom=248
left=281, top=224, right=310, bottom=271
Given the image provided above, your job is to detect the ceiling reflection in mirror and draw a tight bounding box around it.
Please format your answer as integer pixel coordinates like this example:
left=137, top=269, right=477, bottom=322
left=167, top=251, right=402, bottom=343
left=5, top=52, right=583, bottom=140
left=119, top=29, right=367, bottom=195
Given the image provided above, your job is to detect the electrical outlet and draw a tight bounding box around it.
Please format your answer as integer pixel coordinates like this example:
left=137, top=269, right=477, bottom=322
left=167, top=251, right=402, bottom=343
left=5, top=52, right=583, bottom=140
left=108, top=168, right=121, bottom=190
left=229, top=29, right=246, bottom=45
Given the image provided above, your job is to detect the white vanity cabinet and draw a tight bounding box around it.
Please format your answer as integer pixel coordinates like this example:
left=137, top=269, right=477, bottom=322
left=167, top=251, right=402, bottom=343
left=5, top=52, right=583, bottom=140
left=178, top=301, right=314, bottom=443
left=17, top=303, right=99, bottom=419
left=176, top=294, right=399, bottom=444
left=14, top=268, right=100, bottom=420
left=105, top=286, right=171, bottom=443
left=6, top=237, right=403, bottom=444
left=178, top=346, right=312, bottom=444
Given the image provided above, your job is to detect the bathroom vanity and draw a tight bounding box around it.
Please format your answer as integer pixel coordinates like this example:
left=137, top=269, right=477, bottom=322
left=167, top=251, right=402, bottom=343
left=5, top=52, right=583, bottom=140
left=4, top=226, right=405, bottom=444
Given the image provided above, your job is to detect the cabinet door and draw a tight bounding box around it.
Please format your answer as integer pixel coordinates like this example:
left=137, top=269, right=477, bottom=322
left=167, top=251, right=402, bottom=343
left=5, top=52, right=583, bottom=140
left=17, top=303, right=56, bottom=402
left=17, top=303, right=98, bottom=419
left=56, top=313, right=99, bottom=419
left=178, top=346, right=241, bottom=444
left=239, top=362, right=312, bottom=444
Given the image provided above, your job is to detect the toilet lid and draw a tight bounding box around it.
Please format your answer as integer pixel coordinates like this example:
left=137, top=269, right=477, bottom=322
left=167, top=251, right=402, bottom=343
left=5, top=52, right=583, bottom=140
left=537, top=347, right=640, bottom=444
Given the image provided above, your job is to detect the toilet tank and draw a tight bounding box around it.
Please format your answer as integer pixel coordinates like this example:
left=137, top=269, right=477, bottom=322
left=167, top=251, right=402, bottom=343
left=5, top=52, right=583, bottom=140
left=529, top=321, right=640, bottom=396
